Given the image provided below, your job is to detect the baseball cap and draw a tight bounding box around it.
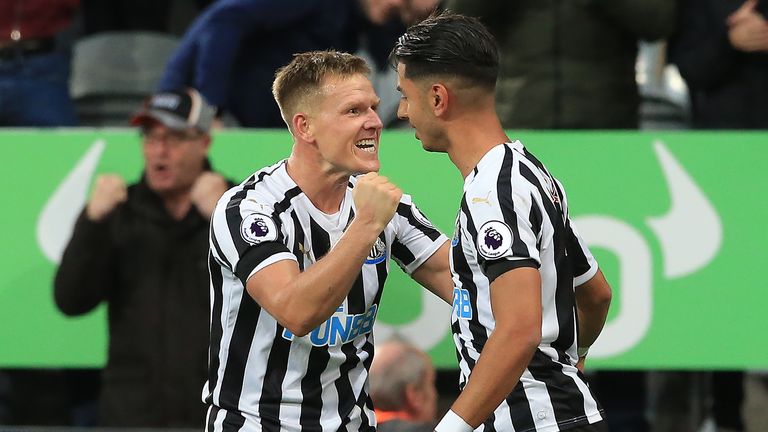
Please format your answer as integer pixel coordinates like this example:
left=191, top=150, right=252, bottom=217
left=130, top=88, right=216, bottom=133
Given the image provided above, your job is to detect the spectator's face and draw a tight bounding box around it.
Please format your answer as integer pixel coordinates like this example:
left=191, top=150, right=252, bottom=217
left=309, top=73, right=383, bottom=176
left=141, top=122, right=210, bottom=195
left=396, top=63, right=443, bottom=153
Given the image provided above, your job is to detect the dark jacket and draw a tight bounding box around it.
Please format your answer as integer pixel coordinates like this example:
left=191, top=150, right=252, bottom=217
left=669, top=0, right=768, bottom=129
left=54, top=177, right=212, bottom=428
left=448, top=0, right=676, bottom=129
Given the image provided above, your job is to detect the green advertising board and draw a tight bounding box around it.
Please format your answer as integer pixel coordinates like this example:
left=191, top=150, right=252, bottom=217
left=1, top=130, right=765, bottom=370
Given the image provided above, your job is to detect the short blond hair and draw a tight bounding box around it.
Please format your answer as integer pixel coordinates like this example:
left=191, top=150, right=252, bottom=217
left=272, top=51, right=371, bottom=131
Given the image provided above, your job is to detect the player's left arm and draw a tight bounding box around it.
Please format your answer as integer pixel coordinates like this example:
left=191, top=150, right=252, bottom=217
left=410, top=242, right=453, bottom=304
left=574, top=268, right=612, bottom=367
left=447, top=266, right=542, bottom=428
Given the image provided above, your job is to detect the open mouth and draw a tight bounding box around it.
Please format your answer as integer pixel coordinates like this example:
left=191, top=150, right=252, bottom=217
left=355, top=138, right=376, bottom=153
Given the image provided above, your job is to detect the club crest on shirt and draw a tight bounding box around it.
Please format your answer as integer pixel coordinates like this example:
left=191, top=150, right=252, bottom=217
left=365, top=237, right=387, bottom=265
left=240, top=213, right=278, bottom=244
left=477, top=220, right=513, bottom=259
left=411, top=204, right=435, bottom=229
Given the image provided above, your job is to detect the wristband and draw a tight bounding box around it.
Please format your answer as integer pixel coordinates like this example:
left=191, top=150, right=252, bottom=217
left=577, top=346, right=590, bottom=358
left=434, top=409, right=473, bottom=432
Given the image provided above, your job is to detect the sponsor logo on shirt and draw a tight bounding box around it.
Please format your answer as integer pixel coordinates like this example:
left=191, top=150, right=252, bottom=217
left=282, top=304, right=378, bottom=346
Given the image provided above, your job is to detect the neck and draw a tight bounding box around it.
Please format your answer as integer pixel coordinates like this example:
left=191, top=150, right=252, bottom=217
left=286, top=150, right=349, bottom=214
left=445, top=108, right=509, bottom=179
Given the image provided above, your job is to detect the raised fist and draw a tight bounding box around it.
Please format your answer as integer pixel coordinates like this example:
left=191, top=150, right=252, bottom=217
left=352, top=172, right=402, bottom=231
left=190, top=172, right=229, bottom=219
left=86, top=174, right=127, bottom=222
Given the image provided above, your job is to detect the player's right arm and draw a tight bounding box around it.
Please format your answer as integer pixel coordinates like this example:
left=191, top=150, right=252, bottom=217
left=54, top=175, right=127, bottom=315
left=220, top=173, right=402, bottom=336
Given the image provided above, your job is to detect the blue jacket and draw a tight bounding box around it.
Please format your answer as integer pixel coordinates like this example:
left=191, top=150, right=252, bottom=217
left=158, top=0, right=357, bottom=127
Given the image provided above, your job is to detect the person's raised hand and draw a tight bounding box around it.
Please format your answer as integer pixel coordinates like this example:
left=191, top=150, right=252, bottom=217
left=190, top=172, right=229, bottom=219
left=86, top=174, right=127, bottom=222
left=352, top=172, right=402, bottom=232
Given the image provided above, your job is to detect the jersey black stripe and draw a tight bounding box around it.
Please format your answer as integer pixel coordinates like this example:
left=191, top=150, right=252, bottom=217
left=299, top=346, right=331, bottom=431
left=206, top=404, right=219, bottom=432
left=309, top=217, right=331, bottom=261
left=218, top=291, right=262, bottom=412
left=519, top=163, right=576, bottom=353
left=221, top=409, right=246, bottom=432
left=271, top=186, right=302, bottom=228
left=528, top=350, right=588, bottom=427
left=528, top=193, right=543, bottom=244
left=334, top=341, right=360, bottom=428
left=391, top=239, right=416, bottom=268
left=206, top=253, right=224, bottom=405
left=396, top=203, right=441, bottom=240
left=346, top=228, right=379, bottom=315
left=460, top=197, right=493, bottom=351
left=234, top=241, right=291, bottom=285
left=223, top=166, right=286, bottom=260
left=374, top=232, right=389, bottom=301
left=565, top=219, right=592, bottom=279
left=482, top=412, right=496, bottom=432
left=290, top=211, right=306, bottom=271
left=258, top=324, right=292, bottom=432
left=457, top=196, right=489, bottom=355
left=498, top=144, right=533, bottom=259
left=504, top=379, right=536, bottom=432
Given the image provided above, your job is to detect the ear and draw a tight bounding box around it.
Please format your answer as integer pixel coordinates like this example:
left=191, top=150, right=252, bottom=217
left=430, top=83, right=449, bottom=117
left=200, top=134, right=212, bottom=152
left=403, top=383, right=422, bottom=417
left=292, top=112, right=314, bottom=143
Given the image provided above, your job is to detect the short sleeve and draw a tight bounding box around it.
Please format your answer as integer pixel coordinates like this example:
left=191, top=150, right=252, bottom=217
left=465, top=177, right=541, bottom=282
left=390, top=196, right=448, bottom=274
left=210, top=188, right=296, bottom=285
left=566, top=218, right=599, bottom=286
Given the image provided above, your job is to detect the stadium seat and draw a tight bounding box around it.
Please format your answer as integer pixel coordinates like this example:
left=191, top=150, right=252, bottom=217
left=70, top=31, right=179, bottom=127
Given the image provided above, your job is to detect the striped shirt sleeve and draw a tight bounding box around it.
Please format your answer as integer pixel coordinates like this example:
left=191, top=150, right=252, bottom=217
left=210, top=188, right=296, bottom=286
left=391, top=195, right=448, bottom=274
left=554, top=177, right=599, bottom=285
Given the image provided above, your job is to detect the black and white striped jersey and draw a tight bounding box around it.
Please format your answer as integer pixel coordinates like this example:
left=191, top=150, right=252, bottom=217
left=205, top=160, right=447, bottom=432
left=450, top=142, right=603, bottom=432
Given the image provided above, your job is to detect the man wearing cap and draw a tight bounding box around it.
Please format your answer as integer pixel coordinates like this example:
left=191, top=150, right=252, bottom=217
left=54, top=88, right=230, bottom=428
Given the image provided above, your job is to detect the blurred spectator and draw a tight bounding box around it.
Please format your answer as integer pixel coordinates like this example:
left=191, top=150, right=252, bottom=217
left=669, top=0, right=768, bottom=129
left=80, top=0, right=214, bottom=36
left=446, top=0, right=676, bottom=129
left=157, top=0, right=438, bottom=128
left=370, top=340, right=437, bottom=432
left=655, top=1, right=768, bottom=431
left=0, top=0, right=79, bottom=126
left=53, top=88, right=231, bottom=428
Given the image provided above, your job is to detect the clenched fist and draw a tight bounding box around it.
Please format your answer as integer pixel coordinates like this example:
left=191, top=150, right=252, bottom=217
left=190, top=172, right=229, bottom=219
left=352, top=172, right=402, bottom=231
left=86, top=174, right=127, bottom=222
